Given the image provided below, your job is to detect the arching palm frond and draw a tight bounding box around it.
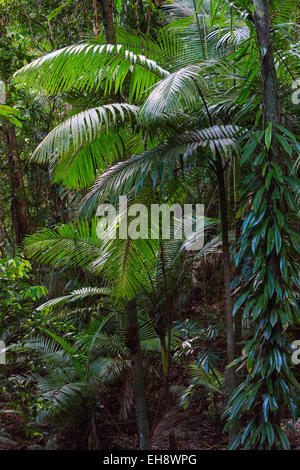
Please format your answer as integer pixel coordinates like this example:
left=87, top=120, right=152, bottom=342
left=271, top=0, right=300, bottom=25
left=210, top=0, right=251, bottom=25
left=188, top=361, right=225, bottom=396
left=207, top=25, right=250, bottom=49
left=163, top=0, right=250, bottom=66
left=81, top=124, right=242, bottom=213
left=96, top=237, right=159, bottom=301
left=107, top=26, right=185, bottom=69
left=164, top=8, right=210, bottom=65
left=75, top=316, right=120, bottom=354
left=140, top=65, right=206, bottom=120
left=24, top=218, right=102, bottom=270
left=38, top=378, right=85, bottom=414
left=32, top=103, right=139, bottom=189
left=36, top=287, right=111, bottom=312
left=24, top=214, right=159, bottom=302
left=14, top=43, right=168, bottom=100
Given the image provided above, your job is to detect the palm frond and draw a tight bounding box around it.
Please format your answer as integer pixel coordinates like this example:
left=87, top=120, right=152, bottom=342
left=14, top=43, right=168, bottom=100
left=81, top=124, right=242, bottom=213
left=24, top=218, right=102, bottom=270
left=37, top=287, right=111, bottom=312
left=140, top=65, right=206, bottom=120
left=33, top=103, right=139, bottom=189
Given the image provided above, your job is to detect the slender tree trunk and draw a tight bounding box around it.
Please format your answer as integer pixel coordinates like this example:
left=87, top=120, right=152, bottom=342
left=0, top=183, right=6, bottom=255
left=93, top=0, right=99, bottom=38
left=196, top=87, right=237, bottom=395
left=253, top=1, right=281, bottom=299
left=100, top=0, right=116, bottom=44
left=125, top=301, right=151, bottom=450
left=2, top=120, right=30, bottom=246
left=216, top=157, right=236, bottom=396
left=158, top=243, right=171, bottom=400
left=253, top=0, right=282, bottom=433
left=1, top=77, right=30, bottom=248
left=159, top=334, right=168, bottom=377
left=233, top=155, right=243, bottom=360
left=253, top=0, right=280, bottom=129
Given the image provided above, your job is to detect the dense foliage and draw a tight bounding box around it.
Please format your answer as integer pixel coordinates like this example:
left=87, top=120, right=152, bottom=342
left=0, top=0, right=299, bottom=451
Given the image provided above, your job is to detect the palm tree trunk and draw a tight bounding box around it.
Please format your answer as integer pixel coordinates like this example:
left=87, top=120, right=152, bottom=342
left=92, top=0, right=99, bottom=37
left=100, top=0, right=116, bottom=44
left=126, top=300, right=151, bottom=450
left=215, top=157, right=236, bottom=396
left=159, top=334, right=168, bottom=377
left=196, top=86, right=237, bottom=395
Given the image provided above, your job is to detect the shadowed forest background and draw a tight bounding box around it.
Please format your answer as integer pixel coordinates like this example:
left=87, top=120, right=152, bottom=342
left=0, top=0, right=299, bottom=451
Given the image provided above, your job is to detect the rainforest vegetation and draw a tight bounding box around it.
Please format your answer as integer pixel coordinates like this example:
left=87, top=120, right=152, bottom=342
left=0, top=0, right=299, bottom=451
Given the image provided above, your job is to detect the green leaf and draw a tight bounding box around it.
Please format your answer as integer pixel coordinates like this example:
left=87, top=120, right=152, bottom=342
left=240, top=132, right=263, bottom=165
left=241, top=419, right=255, bottom=444
left=252, top=187, right=265, bottom=214
left=275, top=133, right=293, bottom=156
left=290, top=231, right=300, bottom=254
left=48, top=1, right=73, bottom=21
left=284, top=189, right=298, bottom=212
left=270, top=309, right=278, bottom=327
left=233, top=291, right=249, bottom=316
left=251, top=232, right=260, bottom=254
left=274, top=124, right=298, bottom=146
left=276, top=426, right=290, bottom=450
left=275, top=209, right=284, bottom=229
left=279, top=256, right=288, bottom=282
left=274, top=224, right=282, bottom=254
left=263, top=395, right=269, bottom=422
left=266, top=422, right=275, bottom=447
left=266, top=226, right=275, bottom=256
left=265, top=170, right=274, bottom=189
left=265, top=122, right=272, bottom=150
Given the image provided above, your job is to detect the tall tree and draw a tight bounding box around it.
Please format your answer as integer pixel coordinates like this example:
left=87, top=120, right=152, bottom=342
left=2, top=117, right=30, bottom=247
left=100, top=0, right=116, bottom=44
left=125, top=300, right=150, bottom=449
left=0, top=12, right=30, bottom=246
left=226, top=0, right=299, bottom=449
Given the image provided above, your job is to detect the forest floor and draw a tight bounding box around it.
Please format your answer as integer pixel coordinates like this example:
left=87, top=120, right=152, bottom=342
left=1, top=295, right=299, bottom=450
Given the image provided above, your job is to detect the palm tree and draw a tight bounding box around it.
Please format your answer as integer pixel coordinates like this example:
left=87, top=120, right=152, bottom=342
left=23, top=217, right=155, bottom=448
left=13, top=6, right=243, bottom=395
left=14, top=0, right=299, bottom=449
left=10, top=309, right=160, bottom=449
left=23, top=204, right=217, bottom=447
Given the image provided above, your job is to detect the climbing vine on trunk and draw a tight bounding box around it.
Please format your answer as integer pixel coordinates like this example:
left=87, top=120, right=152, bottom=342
left=225, top=0, right=300, bottom=449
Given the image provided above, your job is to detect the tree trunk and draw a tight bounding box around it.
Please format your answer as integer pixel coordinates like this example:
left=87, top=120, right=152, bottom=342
left=93, top=0, right=99, bottom=38
left=253, top=1, right=281, bottom=306
left=196, top=86, right=237, bottom=396
left=125, top=300, right=151, bottom=450
left=100, top=0, right=116, bottom=44
left=253, top=0, right=280, bottom=129
left=159, top=334, right=168, bottom=377
left=2, top=120, right=30, bottom=247
left=216, top=157, right=236, bottom=396
left=233, top=155, right=243, bottom=360
left=0, top=184, right=6, bottom=255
